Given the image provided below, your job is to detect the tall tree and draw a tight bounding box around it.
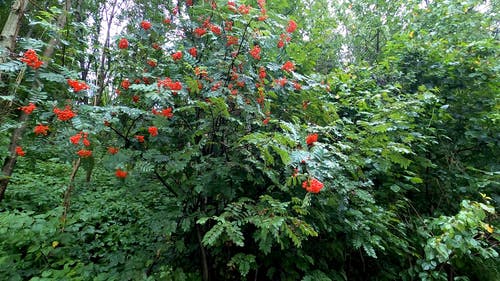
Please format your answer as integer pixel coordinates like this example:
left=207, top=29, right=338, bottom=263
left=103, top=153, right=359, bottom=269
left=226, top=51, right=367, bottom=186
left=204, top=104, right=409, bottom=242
left=0, top=0, right=71, bottom=202
left=0, top=0, right=30, bottom=202
left=0, top=0, right=28, bottom=61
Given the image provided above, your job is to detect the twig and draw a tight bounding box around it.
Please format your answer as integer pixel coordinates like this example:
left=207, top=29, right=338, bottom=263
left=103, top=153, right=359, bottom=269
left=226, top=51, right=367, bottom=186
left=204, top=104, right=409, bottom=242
left=225, top=18, right=253, bottom=86
left=60, top=157, right=81, bottom=232
left=154, top=170, right=178, bottom=197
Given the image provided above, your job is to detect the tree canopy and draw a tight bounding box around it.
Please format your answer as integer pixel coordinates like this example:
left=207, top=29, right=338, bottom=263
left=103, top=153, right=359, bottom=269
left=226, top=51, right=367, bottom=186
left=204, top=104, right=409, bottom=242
left=0, top=0, right=498, bottom=280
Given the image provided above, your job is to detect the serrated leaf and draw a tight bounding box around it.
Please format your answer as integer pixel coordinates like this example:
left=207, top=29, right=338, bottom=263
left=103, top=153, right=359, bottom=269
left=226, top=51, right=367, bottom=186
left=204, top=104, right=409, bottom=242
left=0, top=95, right=15, bottom=101
left=39, top=72, right=65, bottom=83
left=226, top=223, right=244, bottom=247
left=271, top=145, right=290, bottom=165
left=196, top=217, right=210, bottom=225
left=228, top=253, right=256, bottom=277
left=0, top=60, right=22, bottom=72
left=202, top=223, right=224, bottom=247
left=363, top=244, right=377, bottom=258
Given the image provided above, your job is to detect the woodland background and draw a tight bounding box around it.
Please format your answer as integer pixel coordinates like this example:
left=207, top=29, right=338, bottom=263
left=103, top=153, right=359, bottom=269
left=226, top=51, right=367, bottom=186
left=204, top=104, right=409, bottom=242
left=0, top=0, right=498, bottom=280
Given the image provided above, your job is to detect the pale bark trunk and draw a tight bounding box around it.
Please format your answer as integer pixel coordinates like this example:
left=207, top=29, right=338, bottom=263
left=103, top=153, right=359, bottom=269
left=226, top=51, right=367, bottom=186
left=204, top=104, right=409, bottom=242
left=95, top=0, right=119, bottom=106
left=0, top=0, right=29, bottom=61
left=42, top=0, right=71, bottom=62
left=0, top=0, right=30, bottom=202
left=0, top=0, right=71, bottom=203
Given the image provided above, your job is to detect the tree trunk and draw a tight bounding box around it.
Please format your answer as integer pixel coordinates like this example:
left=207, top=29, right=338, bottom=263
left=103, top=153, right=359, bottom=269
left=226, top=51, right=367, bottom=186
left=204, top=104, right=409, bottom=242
left=0, top=0, right=29, bottom=85
left=60, top=158, right=81, bottom=231
left=0, top=0, right=30, bottom=203
left=0, top=0, right=29, bottom=61
left=196, top=224, right=211, bottom=281
left=95, top=0, right=119, bottom=106
left=0, top=112, right=28, bottom=202
left=0, top=0, right=71, bottom=203
left=42, top=0, right=71, bottom=62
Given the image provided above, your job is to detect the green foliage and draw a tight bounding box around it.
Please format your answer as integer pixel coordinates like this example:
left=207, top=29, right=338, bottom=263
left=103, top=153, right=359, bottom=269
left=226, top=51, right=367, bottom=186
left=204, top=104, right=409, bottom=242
left=227, top=253, right=256, bottom=278
left=411, top=198, right=499, bottom=280
left=0, top=0, right=498, bottom=280
left=0, top=161, right=182, bottom=280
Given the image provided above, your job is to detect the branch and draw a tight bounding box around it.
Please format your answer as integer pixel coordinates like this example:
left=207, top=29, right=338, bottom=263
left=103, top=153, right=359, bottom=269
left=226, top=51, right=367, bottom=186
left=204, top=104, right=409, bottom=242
left=107, top=123, right=129, bottom=143
left=60, top=158, right=81, bottom=232
left=125, top=114, right=143, bottom=139
left=453, top=146, right=478, bottom=154
left=196, top=224, right=210, bottom=281
left=154, top=170, right=178, bottom=197
left=225, top=18, right=253, bottom=86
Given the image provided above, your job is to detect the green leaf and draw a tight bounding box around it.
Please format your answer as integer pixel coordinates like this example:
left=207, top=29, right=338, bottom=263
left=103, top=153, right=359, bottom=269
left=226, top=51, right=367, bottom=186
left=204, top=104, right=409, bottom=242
left=409, top=177, right=423, bottom=184
left=0, top=95, right=15, bottom=101
left=202, top=223, right=224, bottom=247
left=0, top=60, right=22, bottom=72
left=227, top=253, right=256, bottom=277
left=271, top=144, right=291, bottom=165
left=39, top=72, right=65, bottom=83
left=225, top=223, right=244, bottom=247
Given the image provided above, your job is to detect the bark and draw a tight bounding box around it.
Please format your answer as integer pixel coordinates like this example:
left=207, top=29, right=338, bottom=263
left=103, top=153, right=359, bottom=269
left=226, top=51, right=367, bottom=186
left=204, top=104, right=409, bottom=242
left=95, top=0, right=119, bottom=106
left=0, top=0, right=29, bottom=85
left=42, top=0, right=71, bottom=62
left=196, top=224, right=210, bottom=281
left=0, top=0, right=29, bottom=61
left=0, top=0, right=71, bottom=203
left=0, top=0, right=29, bottom=202
left=74, top=0, right=90, bottom=81
left=60, top=158, right=81, bottom=231
left=0, top=112, right=28, bottom=202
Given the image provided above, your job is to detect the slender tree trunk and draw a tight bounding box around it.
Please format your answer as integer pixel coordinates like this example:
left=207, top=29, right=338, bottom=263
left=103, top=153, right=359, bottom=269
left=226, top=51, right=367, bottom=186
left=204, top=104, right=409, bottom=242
left=0, top=0, right=29, bottom=85
left=60, top=158, right=81, bottom=231
left=0, top=0, right=29, bottom=120
left=0, top=0, right=30, bottom=203
left=74, top=0, right=88, bottom=80
left=0, top=0, right=71, bottom=203
left=0, top=0, right=29, bottom=62
left=95, top=0, right=119, bottom=106
left=196, top=224, right=210, bottom=281
left=0, top=112, right=28, bottom=202
left=42, top=0, right=71, bottom=62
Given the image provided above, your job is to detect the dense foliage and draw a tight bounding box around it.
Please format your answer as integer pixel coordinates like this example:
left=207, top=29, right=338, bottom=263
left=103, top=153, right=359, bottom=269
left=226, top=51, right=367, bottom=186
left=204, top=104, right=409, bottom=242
left=1, top=0, right=498, bottom=280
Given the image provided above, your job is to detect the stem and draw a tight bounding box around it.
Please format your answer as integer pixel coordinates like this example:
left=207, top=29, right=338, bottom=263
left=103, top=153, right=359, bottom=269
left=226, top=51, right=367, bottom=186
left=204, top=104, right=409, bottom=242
left=145, top=248, right=162, bottom=276
left=60, top=158, right=81, bottom=231
left=196, top=224, right=210, bottom=281
left=42, top=0, right=72, bottom=63
left=0, top=112, right=28, bottom=202
left=125, top=114, right=143, bottom=139
left=225, top=18, right=253, bottom=86
left=107, top=123, right=129, bottom=143
left=153, top=170, right=178, bottom=197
